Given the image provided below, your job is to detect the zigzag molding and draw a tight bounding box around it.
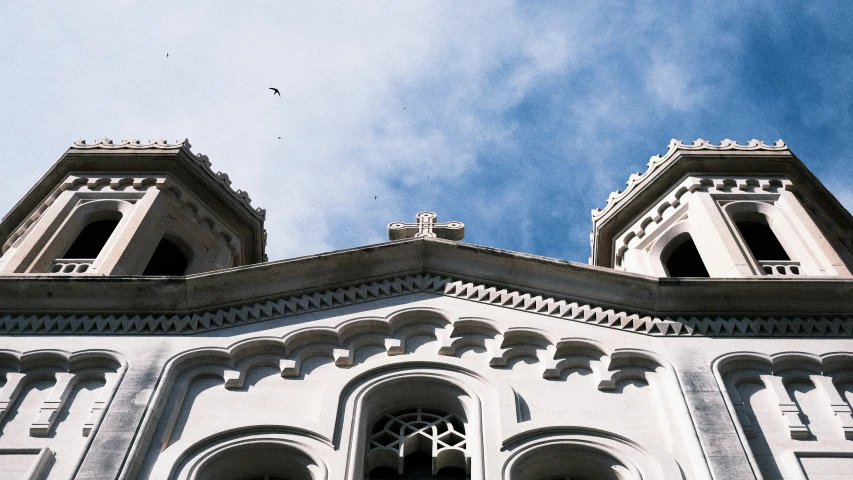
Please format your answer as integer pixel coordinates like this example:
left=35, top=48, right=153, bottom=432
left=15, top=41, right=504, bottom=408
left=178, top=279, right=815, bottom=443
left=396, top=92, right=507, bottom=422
left=1, top=274, right=853, bottom=337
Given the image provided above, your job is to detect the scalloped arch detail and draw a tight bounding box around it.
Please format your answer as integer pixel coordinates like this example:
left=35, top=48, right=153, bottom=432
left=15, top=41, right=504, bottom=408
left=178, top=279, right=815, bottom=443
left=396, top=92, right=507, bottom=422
left=156, top=310, right=662, bottom=390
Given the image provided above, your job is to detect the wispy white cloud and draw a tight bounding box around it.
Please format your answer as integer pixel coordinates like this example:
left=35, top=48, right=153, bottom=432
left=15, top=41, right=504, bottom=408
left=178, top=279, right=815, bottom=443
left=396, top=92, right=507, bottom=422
left=1, top=1, right=851, bottom=264
left=645, top=59, right=708, bottom=112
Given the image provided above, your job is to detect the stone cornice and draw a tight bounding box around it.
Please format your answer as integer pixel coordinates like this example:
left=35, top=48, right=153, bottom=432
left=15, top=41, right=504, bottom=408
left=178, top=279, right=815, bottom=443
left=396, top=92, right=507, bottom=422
left=70, top=138, right=265, bottom=219
left=592, top=139, right=789, bottom=223
left=0, top=138, right=266, bottom=265
left=589, top=139, right=853, bottom=268
left=1, top=239, right=853, bottom=337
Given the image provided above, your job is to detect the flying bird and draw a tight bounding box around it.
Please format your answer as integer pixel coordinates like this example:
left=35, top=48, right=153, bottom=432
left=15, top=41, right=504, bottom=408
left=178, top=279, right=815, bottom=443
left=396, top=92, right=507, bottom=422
left=270, top=87, right=281, bottom=96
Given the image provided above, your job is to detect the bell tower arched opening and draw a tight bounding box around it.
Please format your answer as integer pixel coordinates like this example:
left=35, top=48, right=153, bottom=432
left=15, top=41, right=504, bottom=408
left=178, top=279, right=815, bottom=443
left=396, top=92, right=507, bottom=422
left=663, top=235, right=709, bottom=278
left=143, top=236, right=191, bottom=276
left=735, top=219, right=790, bottom=261
left=62, top=218, right=120, bottom=260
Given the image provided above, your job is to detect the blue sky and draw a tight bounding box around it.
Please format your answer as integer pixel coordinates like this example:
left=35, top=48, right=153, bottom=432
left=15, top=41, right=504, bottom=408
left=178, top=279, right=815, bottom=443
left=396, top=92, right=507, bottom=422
left=1, top=2, right=851, bottom=263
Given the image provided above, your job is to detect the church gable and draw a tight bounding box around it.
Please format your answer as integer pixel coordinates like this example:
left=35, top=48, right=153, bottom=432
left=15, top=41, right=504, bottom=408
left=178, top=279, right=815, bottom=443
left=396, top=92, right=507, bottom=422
left=6, top=139, right=853, bottom=479
left=127, top=306, right=696, bottom=479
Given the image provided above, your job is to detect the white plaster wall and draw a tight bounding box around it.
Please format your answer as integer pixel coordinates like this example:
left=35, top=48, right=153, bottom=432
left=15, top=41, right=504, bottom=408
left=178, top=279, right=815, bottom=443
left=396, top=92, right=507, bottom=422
left=612, top=176, right=852, bottom=278
left=0, top=377, right=110, bottom=479
left=3, top=295, right=853, bottom=479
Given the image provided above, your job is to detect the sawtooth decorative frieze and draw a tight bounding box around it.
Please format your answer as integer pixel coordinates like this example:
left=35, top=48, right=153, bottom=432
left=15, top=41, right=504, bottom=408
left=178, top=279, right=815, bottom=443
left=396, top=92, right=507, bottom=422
left=71, top=138, right=266, bottom=218
left=592, top=138, right=788, bottom=221
left=2, top=274, right=853, bottom=337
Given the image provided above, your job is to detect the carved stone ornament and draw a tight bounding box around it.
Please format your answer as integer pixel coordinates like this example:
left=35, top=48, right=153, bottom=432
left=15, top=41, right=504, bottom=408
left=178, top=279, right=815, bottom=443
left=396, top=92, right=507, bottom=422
left=388, top=212, right=464, bottom=241
left=368, top=407, right=469, bottom=475
left=70, top=138, right=265, bottom=218
left=591, top=138, right=788, bottom=221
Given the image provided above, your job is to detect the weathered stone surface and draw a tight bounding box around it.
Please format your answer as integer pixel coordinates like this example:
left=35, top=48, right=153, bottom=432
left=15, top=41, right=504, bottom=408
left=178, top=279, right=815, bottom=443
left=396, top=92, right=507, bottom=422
left=3, top=139, right=853, bottom=479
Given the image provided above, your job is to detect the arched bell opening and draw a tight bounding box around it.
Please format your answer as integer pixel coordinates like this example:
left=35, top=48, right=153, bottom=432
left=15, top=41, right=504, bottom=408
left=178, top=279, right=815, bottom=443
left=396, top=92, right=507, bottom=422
left=47, top=207, right=125, bottom=274
left=735, top=217, right=790, bottom=262
left=143, top=235, right=192, bottom=276
left=725, top=204, right=803, bottom=276
left=62, top=218, right=120, bottom=260
left=662, top=234, right=709, bottom=278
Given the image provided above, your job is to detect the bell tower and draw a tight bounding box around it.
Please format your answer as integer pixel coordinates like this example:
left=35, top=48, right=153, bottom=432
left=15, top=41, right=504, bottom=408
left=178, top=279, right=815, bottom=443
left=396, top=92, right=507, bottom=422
left=590, top=139, right=853, bottom=278
left=0, top=138, right=266, bottom=276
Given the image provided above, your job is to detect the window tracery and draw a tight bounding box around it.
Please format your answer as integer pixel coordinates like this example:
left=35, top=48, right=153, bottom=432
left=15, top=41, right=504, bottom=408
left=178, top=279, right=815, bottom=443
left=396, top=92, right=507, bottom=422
left=367, top=407, right=469, bottom=479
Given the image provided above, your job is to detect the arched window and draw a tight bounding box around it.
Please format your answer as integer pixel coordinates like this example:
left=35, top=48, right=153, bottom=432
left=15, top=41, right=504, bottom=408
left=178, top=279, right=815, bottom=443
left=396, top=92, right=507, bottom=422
left=344, top=368, right=486, bottom=479
left=736, top=220, right=790, bottom=261
left=143, top=237, right=190, bottom=275
left=508, top=443, right=631, bottom=480
left=192, top=441, right=318, bottom=480
left=664, top=236, right=709, bottom=277
left=63, top=219, right=120, bottom=259
left=367, top=407, right=469, bottom=479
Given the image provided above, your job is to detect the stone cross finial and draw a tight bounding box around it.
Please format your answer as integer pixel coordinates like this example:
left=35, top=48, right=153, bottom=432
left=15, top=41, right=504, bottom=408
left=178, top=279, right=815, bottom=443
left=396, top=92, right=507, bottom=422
left=388, top=212, right=464, bottom=241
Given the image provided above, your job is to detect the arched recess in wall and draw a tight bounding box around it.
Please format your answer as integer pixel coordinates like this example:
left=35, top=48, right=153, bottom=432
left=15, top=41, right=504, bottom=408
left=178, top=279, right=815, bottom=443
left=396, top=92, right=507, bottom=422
left=723, top=201, right=815, bottom=275
left=648, top=220, right=709, bottom=277
left=0, top=349, right=127, bottom=478
left=728, top=206, right=789, bottom=260
left=337, top=367, right=496, bottom=480
left=168, top=432, right=329, bottom=480
left=501, top=429, right=677, bottom=480
left=35, top=199, right=135, bottom=273
left=712, top=351, right=852, bottom=479
left=143, top=234, right=193, bottom=276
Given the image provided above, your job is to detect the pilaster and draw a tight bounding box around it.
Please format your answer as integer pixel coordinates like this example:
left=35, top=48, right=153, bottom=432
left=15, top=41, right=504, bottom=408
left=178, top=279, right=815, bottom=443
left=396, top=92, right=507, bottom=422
left=688, top=194, right=753, bottom=277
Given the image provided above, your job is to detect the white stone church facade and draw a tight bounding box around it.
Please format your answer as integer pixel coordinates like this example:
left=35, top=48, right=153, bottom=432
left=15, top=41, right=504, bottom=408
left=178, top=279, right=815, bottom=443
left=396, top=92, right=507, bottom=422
left=1, top=138, right=853, bottom=480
